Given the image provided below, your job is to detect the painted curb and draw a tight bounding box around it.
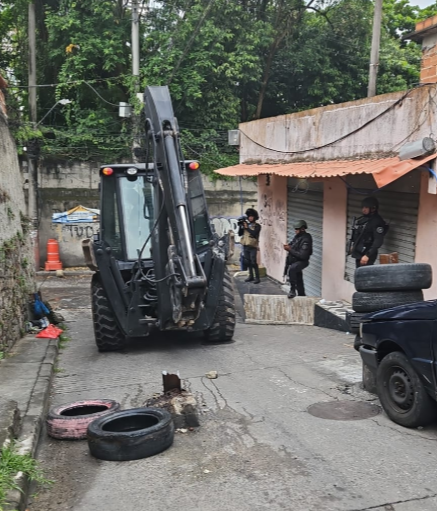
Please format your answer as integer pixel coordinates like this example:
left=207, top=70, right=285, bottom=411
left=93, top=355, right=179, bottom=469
left=4, top=337, right=59, bottom=511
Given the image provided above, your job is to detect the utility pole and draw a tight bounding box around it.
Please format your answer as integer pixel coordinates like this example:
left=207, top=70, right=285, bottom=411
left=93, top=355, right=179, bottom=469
left=131, top=0, right=141, bottom=160
left=28, top=0, right=40, bottom=270
left=368, top=0, right=383, bottom=98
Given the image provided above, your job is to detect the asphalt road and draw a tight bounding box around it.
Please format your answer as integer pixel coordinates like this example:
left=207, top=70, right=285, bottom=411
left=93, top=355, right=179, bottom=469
left=30, top=276, right=437, bottom=511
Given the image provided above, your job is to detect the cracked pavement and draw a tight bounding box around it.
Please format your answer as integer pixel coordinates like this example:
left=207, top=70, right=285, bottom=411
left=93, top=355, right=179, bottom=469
left=30, top=276, right=437, bottom=511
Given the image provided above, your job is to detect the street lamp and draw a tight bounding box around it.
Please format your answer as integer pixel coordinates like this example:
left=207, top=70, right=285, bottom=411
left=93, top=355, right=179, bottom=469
left=36, top=98, right=72, bottom=127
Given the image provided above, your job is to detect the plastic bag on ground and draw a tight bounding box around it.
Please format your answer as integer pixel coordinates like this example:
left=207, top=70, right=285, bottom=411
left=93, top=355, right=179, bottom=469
left=36, top=324, right=63, bottom=339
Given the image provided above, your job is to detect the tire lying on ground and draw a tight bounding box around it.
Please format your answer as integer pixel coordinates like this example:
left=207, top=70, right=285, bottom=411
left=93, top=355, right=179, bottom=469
left=47, top=399, right=121, bottom=440
left=352, top=290, right=424, bottom=313
left=87, top=408, right=174, bottom=461
left=355, top=263, right=432, bottom=292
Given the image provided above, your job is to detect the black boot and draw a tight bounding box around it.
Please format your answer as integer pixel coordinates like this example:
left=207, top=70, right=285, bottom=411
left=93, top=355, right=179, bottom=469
left=245, top=269, right=254, bottom=282
left=253, top=265, right=260, bottom=284
left=287, top=283, right=296, bottom=299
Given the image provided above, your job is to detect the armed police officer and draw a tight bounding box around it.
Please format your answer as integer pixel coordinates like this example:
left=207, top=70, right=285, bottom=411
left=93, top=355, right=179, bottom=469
left=349, top=196, right=387, bottom=268
left=283, top=220, right=313, bottom=299
left=238, top=208, right=262, bottom=284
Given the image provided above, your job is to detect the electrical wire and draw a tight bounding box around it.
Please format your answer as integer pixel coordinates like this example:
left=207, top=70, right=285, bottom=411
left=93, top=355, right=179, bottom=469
left=82, top=82, right=121, bottom=107
left=7, top=74, right=130, bottom=89
left=239, top=86, right=433, bottom=155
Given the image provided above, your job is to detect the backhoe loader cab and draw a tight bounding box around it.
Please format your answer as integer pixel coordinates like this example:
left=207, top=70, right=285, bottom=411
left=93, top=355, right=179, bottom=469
left=82, top=86, right=236, bottom=352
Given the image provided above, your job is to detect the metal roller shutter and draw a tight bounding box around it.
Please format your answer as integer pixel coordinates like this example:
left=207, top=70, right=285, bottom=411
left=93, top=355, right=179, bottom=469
left=345, top=190, right=419, bottom=283
left=287, top=188, right=324, bottom=297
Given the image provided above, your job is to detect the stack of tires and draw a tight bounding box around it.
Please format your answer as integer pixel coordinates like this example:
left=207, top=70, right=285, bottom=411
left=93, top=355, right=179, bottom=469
left=349, top=263, right=432, bottom=350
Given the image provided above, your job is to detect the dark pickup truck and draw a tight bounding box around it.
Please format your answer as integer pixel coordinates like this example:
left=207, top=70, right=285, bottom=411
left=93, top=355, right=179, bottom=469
left=360, top=300, right=437, bottom=428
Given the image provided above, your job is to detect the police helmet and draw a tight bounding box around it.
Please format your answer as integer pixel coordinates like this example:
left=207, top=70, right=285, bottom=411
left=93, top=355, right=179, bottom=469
left=293, top=219, right=308, bottom=229
left=361, top=196, right=379, bottom=210
left=245, top=208, right=259, bottom=221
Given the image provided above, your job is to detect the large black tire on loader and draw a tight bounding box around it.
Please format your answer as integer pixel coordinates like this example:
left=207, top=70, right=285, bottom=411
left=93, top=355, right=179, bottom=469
left=91, top=275, right=127, bottom=352
left=204, top=268, right=236, bottom=343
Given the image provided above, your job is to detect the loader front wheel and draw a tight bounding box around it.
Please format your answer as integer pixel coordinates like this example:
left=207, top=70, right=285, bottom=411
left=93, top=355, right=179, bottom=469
left=204, top=268, right=236, bottom=343
left=91, top=275, right=127, bottom=352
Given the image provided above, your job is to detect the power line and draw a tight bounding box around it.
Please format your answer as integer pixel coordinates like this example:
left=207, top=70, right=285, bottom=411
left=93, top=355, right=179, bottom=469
left=239, top=85, right=434, bottom=155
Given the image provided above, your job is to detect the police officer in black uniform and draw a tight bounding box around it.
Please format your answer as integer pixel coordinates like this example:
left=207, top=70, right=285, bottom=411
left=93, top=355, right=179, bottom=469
left=238, top=208, right=262, bottom=284
left=283, top=220, right=313, bottom=298
left=350, top=196, right=387, bottom=268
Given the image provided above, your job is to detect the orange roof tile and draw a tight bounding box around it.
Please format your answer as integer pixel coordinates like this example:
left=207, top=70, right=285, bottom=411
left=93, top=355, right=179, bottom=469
left=214, top=153, right=437, bottom=188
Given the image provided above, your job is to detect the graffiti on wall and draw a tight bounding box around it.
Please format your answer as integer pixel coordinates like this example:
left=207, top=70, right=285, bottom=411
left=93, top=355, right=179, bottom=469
left=52, top=222, right=98, bottom=243
left=210, top=216, right=241, bottom=244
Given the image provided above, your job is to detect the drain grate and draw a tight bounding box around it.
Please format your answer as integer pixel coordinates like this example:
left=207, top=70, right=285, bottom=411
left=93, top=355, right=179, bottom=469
left=307, top=401, right=380, bottom=421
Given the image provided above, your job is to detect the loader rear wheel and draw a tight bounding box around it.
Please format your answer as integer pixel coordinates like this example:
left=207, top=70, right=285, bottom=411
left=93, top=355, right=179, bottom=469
left=204, top=268, right=236, bottom=343
left=91, top=275, right=127, bottom=352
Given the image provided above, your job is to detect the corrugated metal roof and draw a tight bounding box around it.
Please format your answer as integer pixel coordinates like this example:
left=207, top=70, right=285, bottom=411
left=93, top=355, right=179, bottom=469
left=214, top=153, right=437, bottom=188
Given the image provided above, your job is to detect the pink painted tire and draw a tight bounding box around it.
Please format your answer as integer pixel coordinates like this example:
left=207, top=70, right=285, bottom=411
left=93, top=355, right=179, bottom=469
left=47, top=399, right=121, bottom=440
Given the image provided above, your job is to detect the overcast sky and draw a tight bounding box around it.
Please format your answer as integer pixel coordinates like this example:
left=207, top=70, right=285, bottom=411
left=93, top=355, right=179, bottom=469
left=415, top=0, right=437, bottom=8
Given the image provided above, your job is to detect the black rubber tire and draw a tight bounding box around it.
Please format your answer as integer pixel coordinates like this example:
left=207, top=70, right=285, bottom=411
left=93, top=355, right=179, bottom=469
left=91, top=275, right=127, bottom=352
left=355, top=263, right=432, bottom=292
left=204, top=267, right=236, bottom=342
left=352, top=290, right=424, bottom=313
left=87, top=408, right=174, bottom=461
left=346, top=312, right=366, bottom=334
left=376, top=351, right=437, bottom=428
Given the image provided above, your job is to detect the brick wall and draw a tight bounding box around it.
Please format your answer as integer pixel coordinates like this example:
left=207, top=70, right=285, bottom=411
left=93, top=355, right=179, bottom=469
left=416, top=17, right=437, bottom=83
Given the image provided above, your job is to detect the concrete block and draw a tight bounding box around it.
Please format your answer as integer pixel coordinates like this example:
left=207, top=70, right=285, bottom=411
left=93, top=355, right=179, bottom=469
left=244, top=294, right=319, bottom=325
left=144, top=390, right=200, bottom=429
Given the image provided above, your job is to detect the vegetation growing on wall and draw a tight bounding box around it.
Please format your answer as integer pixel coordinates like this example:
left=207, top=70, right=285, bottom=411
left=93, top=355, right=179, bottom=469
left=1, top=0, right=437, bottom=168
left=0, top=217, right=34, bottom=355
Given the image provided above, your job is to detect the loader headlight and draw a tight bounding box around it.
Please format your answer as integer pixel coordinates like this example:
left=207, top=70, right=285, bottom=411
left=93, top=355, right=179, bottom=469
left=102, top=167, right=114, bottom=176
left=126, top=167, right=138, bottom=176
left=188, top=161, right=200, bottom=170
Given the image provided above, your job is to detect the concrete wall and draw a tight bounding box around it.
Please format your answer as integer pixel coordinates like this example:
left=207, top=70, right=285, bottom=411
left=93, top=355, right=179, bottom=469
left=416, top=172, right=437, bottom=299
left=239, top=86, right=437, bottom=164
left=37, top=160, right=257, bottom=267
left=0, top=111, right=34, bottom=352
left=321, top=178, right=354, bottom=301
left=258, top=174, right=288, bottom=282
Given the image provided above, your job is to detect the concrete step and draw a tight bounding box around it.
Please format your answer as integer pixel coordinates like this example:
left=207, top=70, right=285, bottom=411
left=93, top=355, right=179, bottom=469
left=244, top=295, right=320, bottom=325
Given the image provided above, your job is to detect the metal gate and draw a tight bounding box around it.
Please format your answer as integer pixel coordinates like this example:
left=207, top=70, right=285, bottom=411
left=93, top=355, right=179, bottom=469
left=345, top=190, right=419, bottom=283
left=287, top=188, right=324, bottom=297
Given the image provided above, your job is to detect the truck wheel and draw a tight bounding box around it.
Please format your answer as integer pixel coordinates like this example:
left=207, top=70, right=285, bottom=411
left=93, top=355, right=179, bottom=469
left=355, top=263, right=432, bottom=292
left=204, top=268, right=236, bottom=343
left=91, top=275, right=127, bottom=352
left=352, top=290, right=424, bottom=313
left=376, top=351, right=437, bottom=428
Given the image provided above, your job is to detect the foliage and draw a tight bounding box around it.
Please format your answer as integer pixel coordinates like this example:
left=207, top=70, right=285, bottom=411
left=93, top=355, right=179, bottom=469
left=2, top=0, right=437, bottom=164
left=0, top=442, right=51, bottom=510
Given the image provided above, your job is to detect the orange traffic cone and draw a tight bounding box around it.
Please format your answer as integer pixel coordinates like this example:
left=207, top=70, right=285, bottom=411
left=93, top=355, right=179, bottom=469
left=44, top=239, right=63, bottom=271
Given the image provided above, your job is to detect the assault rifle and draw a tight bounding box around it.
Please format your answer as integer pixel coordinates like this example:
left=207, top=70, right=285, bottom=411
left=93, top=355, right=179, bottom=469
left=346, top=216, right=357, bottom=255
